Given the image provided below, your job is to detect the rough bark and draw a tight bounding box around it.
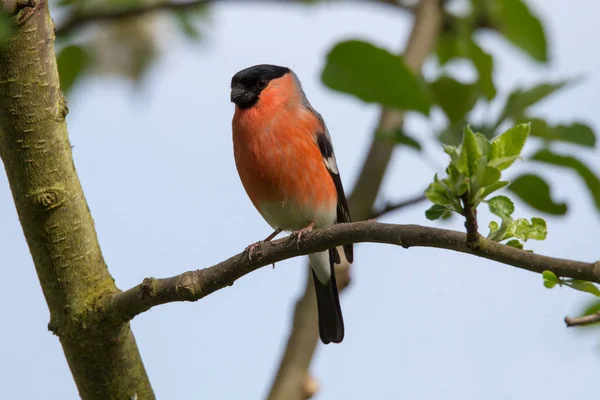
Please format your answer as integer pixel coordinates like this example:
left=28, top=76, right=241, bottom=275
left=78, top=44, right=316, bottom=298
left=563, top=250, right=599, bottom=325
left=0, top=1, right=154, bottom=398
left=103, top=221, right=599, bottom=321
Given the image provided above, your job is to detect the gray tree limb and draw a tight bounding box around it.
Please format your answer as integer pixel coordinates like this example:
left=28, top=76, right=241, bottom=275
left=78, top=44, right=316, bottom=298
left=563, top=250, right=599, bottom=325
left=105, top=221, right=599, bottom=324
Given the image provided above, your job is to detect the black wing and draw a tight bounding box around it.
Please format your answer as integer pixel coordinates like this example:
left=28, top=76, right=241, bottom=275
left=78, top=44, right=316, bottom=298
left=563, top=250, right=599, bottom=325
left=316, top=130, right=354, bottom=264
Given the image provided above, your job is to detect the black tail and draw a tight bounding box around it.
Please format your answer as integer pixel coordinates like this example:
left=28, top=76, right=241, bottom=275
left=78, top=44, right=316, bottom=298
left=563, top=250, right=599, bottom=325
left=312, top=248, right=344, bottom=344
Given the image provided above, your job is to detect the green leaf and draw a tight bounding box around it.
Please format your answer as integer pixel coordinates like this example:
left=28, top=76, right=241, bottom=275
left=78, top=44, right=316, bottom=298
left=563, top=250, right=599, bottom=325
left=57, top=45, right=89, bottom=94
left=174, top=11, right=201, bottom=39
left=543, top=270, right=559, bottom=283
left=542, top=270, right=560, bottom=288
left=430, top=76, right=477, bottom=124
left=488, top=220, right=499, bottom=237
left=553, top=123, right=596, bottom=148
left=443, top=144, right=459, bottom=161
left=508, top=174, right=567, bottom=215
left=425, top=180, right=452, bottom=205
left=475, top=132, right=492, bottom=160
left=527, top=118, right=596, bottom=148
left=543, top=280, right=558, bottom=289
left=498, top=81, right=569, bottom=122
left=439, top=123, right=467, bottom=146
left=481, top=166, right=501, bottom=187
left=425, top=204, right=450, bottom=220
left=580, top=300, right=600, bottom=318
left=487, top=0, right=548, bottom=62
left=524, top=117, right=552, bottom=139
left=468, top=40, right=496, bottom=100
left=436, top=32, right=462, bottom=66
left=565, top=280, right=600, bottom=297
left=445, top=164, right=468, bottom=197
left=478, top=180, right=510, bottom=199
left=489, top=123, right=530, bottom=170
left=513, top=217, right=547, bottom=241
left=505, top=239, right=523, bottom=249
left=531, top=150, right=600, bottom=211
left=322, top=40, right=431, bottom=114
left=486, top=195, right=515, bottom=242
left=488, top=156, right=519, bottom=170
left=435, top=33, right=496, bottom=100
left=487, top=195, right=515, bottom=219
left=456, top=126, right=481, bottom=177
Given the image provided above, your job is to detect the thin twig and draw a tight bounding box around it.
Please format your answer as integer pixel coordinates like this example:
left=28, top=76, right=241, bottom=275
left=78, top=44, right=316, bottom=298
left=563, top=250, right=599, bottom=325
left=370, top=194, right=427, bottom=219
left=55, top=0, right=208, bottom=36
left=54, top=0, right=417, bottom=37
left=102, top=221, right=599, bottom=325
left=565, top=312, right=600, bottom=327
left=372, top=0, right=416, bottom=12
left=461, top=192, right=479, bottom=246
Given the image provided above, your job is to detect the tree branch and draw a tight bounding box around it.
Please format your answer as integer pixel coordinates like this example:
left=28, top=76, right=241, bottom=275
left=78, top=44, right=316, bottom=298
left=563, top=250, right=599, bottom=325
left=267, top=274, right=321, bottom=400
left=565, top=312, right=600, bottom=327
left=104, top=221, right=599, bottom=324
left=54, top=0, right=417, bottom=38
left=370, top=194, right=427, bottom=219
left=55, top=0, right=207, bottom=36
left=373, top=0, right=416, bottom=12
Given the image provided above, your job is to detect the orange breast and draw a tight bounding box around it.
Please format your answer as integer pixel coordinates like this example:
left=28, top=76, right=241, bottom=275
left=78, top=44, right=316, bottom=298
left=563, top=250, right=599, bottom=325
left=232, top=97, right=337, bottom=230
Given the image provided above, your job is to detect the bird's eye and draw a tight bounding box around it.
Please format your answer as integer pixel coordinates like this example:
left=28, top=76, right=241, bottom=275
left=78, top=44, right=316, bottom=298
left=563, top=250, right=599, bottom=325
left=257, top=79, right=268, bottom=89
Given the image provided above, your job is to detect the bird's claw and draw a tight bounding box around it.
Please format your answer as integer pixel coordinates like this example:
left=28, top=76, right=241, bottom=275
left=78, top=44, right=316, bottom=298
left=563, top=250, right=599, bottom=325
left=291, top=222, right=315, bottom=251
left=245, top=241, right=263, bottom=262
left=246, top=228, right=283, bottom=262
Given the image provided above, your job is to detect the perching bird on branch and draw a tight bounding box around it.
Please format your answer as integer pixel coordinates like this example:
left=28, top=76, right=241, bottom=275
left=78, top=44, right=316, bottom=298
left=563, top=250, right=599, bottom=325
left=230, top=64, right=353, bottom=344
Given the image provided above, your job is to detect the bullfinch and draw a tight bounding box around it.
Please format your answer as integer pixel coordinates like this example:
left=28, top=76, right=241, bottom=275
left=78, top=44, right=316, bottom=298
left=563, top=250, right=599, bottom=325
left=230, top=64, right=353, bottom=344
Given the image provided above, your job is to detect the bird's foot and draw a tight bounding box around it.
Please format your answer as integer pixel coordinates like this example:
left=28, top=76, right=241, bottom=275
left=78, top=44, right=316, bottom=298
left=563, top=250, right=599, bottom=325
left=245, top=228, right=282, bottom=262
left=290, top=221, right=316, bottom=251
left=245, top=241, right=263, bottom=262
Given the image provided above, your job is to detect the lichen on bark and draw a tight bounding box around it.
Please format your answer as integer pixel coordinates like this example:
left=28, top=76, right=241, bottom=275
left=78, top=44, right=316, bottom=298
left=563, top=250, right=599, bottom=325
left=0, top=1, right=154, bottom=398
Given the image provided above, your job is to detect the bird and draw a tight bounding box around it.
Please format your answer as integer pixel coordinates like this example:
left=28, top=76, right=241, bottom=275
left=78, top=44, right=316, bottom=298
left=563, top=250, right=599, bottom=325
left=230, top=64, right=353, bottom=344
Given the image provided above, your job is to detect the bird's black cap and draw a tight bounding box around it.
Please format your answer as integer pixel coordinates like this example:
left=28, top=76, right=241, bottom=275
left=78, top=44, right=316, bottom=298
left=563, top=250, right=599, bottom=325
left=230, top=64, right=290, bottom=109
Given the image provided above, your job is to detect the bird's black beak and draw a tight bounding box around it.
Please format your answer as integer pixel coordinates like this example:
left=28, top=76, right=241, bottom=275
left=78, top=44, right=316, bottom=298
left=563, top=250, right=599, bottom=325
left=230, top=84, right=258, bottom=109
left=230, top=85, right=245, bottom=103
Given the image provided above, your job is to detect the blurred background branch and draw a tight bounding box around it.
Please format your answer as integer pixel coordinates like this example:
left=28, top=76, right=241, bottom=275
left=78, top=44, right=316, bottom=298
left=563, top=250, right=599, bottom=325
left=370, top=193, right=427, bottom=219
left=55, top=0, right=207, bottom=36
left=268, top=1, right=443, bottom=398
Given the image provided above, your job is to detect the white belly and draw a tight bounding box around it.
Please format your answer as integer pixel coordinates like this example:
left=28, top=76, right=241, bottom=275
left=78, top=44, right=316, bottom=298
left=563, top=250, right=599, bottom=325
left=259, top=199, right=336, bottom=232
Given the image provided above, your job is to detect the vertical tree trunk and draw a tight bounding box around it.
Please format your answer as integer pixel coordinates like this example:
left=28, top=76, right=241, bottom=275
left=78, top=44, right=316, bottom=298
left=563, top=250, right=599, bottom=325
left=0, top=1, right=154, bottom=398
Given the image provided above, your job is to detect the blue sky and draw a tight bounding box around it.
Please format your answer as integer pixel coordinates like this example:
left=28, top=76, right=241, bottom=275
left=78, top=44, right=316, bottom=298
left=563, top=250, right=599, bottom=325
left=1, top=1, right=600, bottom=399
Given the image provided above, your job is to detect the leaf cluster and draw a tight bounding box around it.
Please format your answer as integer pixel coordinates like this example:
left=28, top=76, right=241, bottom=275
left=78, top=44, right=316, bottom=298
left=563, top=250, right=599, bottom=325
left=319, top=0, right=599, bottom=218
left=424, top=124, right=547, bottom=248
